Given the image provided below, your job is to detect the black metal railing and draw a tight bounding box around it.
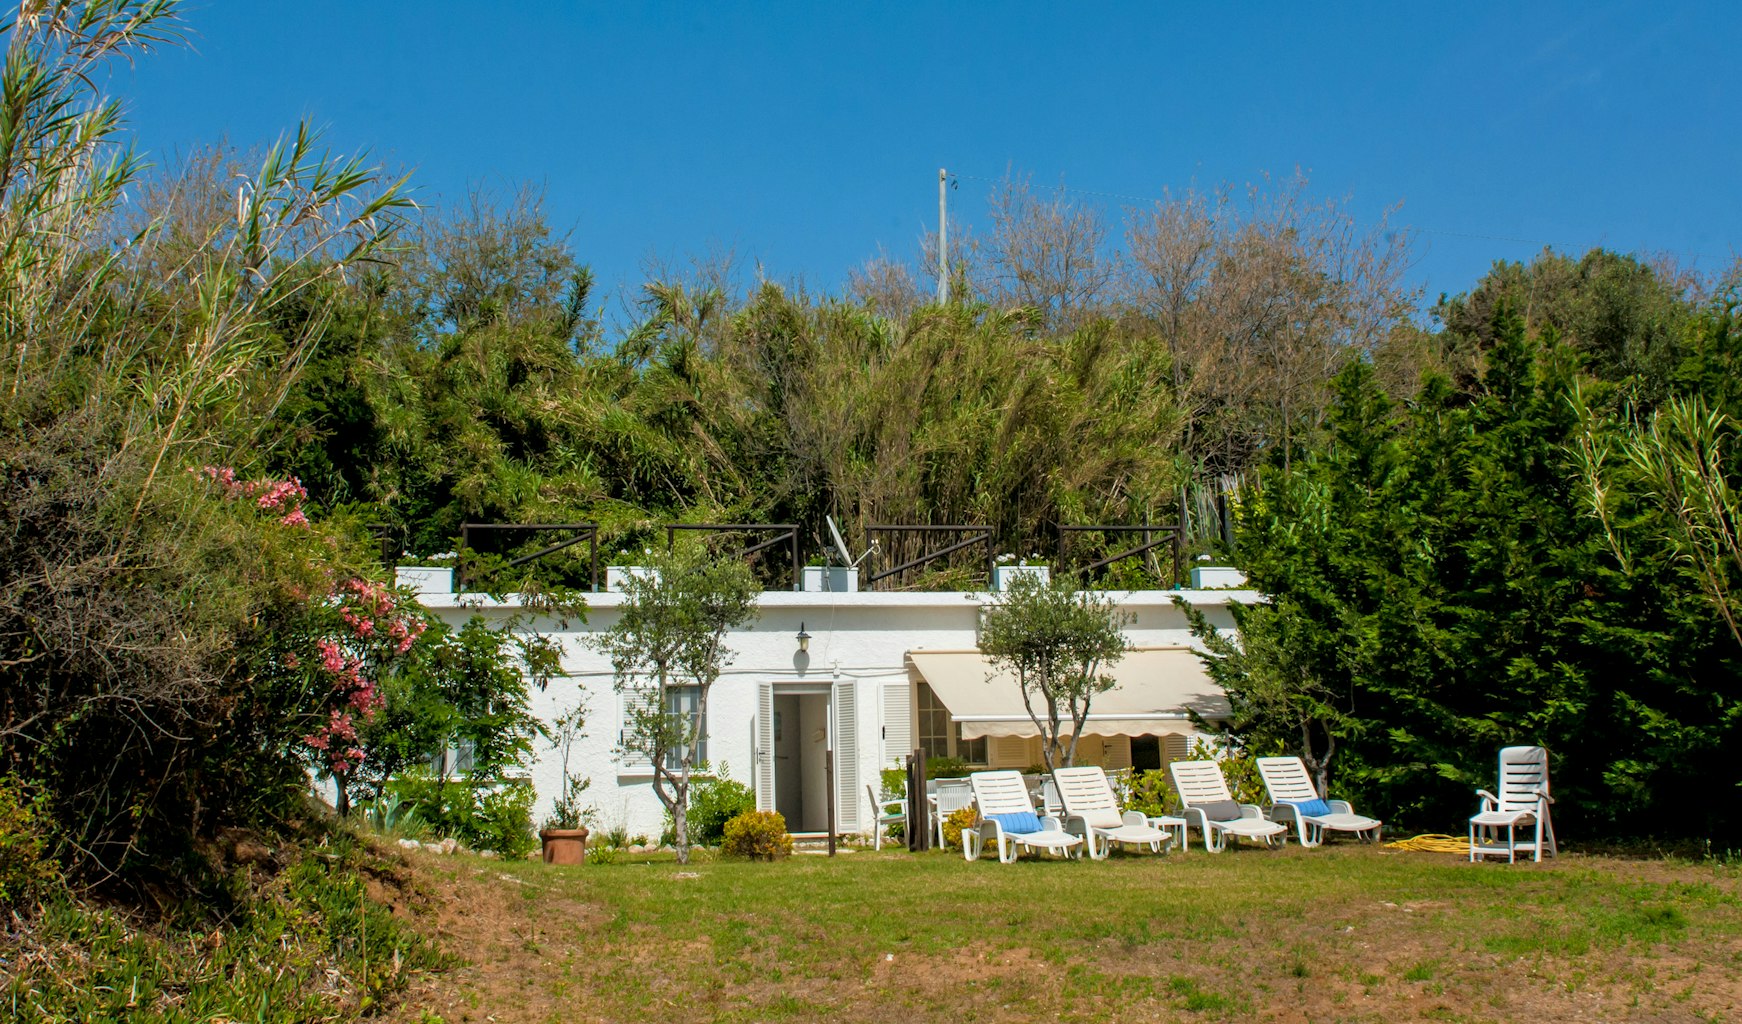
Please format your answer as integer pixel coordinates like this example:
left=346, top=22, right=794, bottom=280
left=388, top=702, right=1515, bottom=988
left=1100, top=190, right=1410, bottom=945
left=866, top=524, right=993, bottom=590
left=457, top=523, right=599, bottom=592
left=665, top=523, right=802, bottom=591
left=1056, top=524, right=1182, bottom=586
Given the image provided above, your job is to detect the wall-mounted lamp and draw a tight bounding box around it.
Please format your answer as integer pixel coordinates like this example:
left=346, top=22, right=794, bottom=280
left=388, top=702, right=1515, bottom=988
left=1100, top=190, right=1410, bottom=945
left=796, top=622, right=811, bottom=653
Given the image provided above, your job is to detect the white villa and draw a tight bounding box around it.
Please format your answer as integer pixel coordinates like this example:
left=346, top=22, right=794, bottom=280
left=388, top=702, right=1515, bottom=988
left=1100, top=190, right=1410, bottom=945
left=398, top=564, right=1255, bottom=840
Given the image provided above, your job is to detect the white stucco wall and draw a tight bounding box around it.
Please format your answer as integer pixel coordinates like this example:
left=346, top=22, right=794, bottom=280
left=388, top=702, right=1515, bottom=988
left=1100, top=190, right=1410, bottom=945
left=409, top=582, right=1258, bottom=841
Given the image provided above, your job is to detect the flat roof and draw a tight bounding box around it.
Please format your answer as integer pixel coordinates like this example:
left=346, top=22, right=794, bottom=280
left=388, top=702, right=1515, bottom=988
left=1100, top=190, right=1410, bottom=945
left=410, top=587, right=1264, bottom=612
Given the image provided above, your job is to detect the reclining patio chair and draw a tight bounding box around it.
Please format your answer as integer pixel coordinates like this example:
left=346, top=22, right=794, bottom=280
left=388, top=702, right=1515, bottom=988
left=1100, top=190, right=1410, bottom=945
left=1053, top=765, right=1173, bottom=859
left=1469, top=745, right=1557, bottom=863
left=1168, top=759, right=1288, bottom=852
left=964, top=770, right=1083, bottom=863
left=1256, top=756, right=1382, bottom=847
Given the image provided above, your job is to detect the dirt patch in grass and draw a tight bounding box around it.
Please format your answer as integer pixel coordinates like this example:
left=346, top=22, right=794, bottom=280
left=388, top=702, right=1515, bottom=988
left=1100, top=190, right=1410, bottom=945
left=385, top=848, right=1742, bottom=1024
left=382, top=854, right=605, bottom=1024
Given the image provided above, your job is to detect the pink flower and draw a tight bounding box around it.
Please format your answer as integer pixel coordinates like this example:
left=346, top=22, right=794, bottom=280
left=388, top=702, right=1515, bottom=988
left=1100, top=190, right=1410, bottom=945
left=283, top=652, right=299, bottom=669
left=280, top=508, right=308, bottom=527
left=317, top=639, right=345, bottom=675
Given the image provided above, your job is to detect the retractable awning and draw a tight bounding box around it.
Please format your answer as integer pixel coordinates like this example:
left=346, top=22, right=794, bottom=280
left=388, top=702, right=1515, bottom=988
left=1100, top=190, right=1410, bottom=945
left=906, top=646, right=1230, bottom=739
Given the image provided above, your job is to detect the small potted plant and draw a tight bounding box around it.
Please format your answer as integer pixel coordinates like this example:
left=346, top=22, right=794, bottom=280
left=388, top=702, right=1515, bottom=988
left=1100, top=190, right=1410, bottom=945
left=540, top=778, right=591, bottom=864
left=992, top=552, right=1050, bottom=592
left=539, top=704, right=592, bottom=865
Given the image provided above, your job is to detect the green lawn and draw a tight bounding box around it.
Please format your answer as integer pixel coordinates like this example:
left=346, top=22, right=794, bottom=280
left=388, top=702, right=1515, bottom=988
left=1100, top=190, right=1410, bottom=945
left=391, top=844, right=1742, bottom=1024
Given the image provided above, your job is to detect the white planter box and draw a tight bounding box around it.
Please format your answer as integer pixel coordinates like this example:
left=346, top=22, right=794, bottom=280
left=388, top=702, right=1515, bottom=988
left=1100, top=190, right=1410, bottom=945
left=992, top=564, right=1050, bottom=591
left=801, top=566, right=859, bottom=593
left=395, top=566, right=455, bottom=595
left=606, top=566, right=661, bottom=593
left=1190, top=566, right=1247, bottom=589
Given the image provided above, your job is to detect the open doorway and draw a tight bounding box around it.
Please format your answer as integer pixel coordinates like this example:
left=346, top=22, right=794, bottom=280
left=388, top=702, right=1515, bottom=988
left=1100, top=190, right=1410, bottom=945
left=771, top=690, right=830, bottom=832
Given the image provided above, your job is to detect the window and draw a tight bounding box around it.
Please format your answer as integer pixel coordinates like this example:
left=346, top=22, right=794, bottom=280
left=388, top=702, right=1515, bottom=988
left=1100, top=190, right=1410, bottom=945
left=664, top=685, right=707, bottom=770
left=430, top=738, right=476, bottom=777
left=917, top=683, right=986, bottom=764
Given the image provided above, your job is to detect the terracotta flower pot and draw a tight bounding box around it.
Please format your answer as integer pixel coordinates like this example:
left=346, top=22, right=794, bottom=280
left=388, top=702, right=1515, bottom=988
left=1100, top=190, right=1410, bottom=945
left=540, top=827, right=589, bottom=865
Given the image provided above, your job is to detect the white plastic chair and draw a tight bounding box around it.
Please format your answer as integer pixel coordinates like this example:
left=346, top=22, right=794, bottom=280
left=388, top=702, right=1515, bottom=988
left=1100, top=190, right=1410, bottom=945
left=932, top=778, right=974, bottom=848
left=1038, top=777, right=1064, bottom=817
left=964, top=771, right=1083, bottom=863
left=1256, top=756, right=1382, bottom=847
left=1168, top=759, right=1287, bottom=852
left=1469, top=746, right=1557, bottom=863
left=1053, top=765, right=1173, bottom=859
left=866, top=783, right=907, bottom=852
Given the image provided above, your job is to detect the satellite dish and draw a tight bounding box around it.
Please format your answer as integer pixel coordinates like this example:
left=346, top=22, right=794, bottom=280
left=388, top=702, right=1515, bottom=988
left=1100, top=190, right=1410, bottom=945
left=825, top=515, right=875, bottom=568
left=826, top=515, right=853, bottom=566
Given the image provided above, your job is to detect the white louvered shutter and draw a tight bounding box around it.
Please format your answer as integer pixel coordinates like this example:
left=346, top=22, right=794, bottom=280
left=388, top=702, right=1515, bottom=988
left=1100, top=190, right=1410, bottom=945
left=755, top=682, right=775, bottom=811
left=618, top=686, right=656, bottom=773
left=881, top=681, right=912, bottom=766
left=833, top=681, right=859, bottom=831
left=992, top=735, right=1031, bottom=768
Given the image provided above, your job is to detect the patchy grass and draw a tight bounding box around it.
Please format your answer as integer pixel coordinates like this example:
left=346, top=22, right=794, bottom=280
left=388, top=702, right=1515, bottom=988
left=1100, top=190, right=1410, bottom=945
left=389, top=845, right=1742, bottom=1023
left=3, top=834, right=445, bottom=1022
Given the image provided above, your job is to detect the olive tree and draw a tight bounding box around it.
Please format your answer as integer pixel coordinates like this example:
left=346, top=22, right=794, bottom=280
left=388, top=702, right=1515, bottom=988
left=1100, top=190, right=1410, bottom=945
left=590, top=548, right=758, bottom=863
left=978, top=572, right=1131, bottom=771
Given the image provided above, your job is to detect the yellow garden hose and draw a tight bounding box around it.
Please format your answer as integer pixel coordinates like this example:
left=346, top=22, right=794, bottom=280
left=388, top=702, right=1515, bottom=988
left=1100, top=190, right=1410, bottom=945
left=1384, top=833, right=1468, bottom=854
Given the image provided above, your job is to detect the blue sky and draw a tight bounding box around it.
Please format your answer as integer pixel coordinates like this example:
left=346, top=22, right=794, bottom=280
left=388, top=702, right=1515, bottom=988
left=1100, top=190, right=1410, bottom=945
left=122, top=2, right=1740, bottom=313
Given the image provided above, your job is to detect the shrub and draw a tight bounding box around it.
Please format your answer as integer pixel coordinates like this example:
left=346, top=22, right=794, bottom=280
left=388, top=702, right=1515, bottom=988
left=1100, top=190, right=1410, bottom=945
left=681, top=765, right=756, bottom=846
left=0, top=779, right=57, bottom=908
left=941, top=806, right=981, bottom=851
left=720, top=810, right=794, bottom=860
left=360, top=793, right=430, bottom=841
left=880, top=766, right=908, bottom=798
left=1121, top=769, right=1177, bottom=817
left=923, top=756, right=973, bottom=779
left=388, top=770, right=536, bottom=858
left=1190, top=739, right=1265, bottom=806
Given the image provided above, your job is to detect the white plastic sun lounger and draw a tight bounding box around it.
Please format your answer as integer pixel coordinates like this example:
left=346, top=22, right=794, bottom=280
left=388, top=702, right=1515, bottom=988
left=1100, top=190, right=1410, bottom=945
left=1169, top=759, right=1288, bottom=852
left=964, top=770, right=1083, bottom=863
left=1469, top=745, right=1557, bottom=863
left=1256, top=756, right=1382, bottom=847
left=1053, top=765, right=1173, bottom=859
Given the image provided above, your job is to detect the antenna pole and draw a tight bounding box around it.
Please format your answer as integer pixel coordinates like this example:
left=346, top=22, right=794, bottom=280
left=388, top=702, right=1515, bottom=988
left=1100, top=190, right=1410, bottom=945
left=937, top=167, right=948, bottom=305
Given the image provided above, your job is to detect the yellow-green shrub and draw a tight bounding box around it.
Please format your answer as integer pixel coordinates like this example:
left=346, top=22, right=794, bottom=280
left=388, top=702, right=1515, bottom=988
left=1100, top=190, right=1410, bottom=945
left=942, top=806, right=980, bottom=850
left=720, top=810, right=793, bottom=860
left=0, top=779, right=56, bottom=908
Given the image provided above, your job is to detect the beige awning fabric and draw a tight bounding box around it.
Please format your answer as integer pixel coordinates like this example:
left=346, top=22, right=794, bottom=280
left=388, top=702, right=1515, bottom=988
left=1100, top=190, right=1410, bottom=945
left=907, top=646, right=1230, bottom=739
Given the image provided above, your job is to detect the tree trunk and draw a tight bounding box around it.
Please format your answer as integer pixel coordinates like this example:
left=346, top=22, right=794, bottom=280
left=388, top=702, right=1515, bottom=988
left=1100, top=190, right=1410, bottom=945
left=335, top=776, right=351, bottom=818
left=672, top=779, right=690, bottom=865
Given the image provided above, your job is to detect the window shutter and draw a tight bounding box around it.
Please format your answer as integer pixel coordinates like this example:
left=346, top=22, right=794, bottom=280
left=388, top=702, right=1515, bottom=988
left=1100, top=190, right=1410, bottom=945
left=992, top=735, right=1031, bottom=768
left=617, top=686, right=656, bottom=773
left=1093, top=735, right=1132, bottom=770
left=755, top=682, right=775, bottom=811
left=1163, top=733, right=1191, bottom=767
left=881, top=681, right=912, bottom=766
left=833, top=681, right=860, bottom=831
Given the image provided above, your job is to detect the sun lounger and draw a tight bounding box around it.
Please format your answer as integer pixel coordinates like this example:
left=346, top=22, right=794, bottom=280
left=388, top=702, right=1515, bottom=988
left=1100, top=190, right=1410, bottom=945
left=1168, top=759, right=1287, bottom=852
left=964, top=770, right=1083, bottom=863
left=1053, top=765, right=1174, bottom=859
left=1256, top=756, right=1382, bottom=847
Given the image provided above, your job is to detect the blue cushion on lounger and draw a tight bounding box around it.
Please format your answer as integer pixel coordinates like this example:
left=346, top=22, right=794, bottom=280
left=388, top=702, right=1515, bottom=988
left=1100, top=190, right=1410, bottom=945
left=1284, top=798, right=1334, bottom=818
left=986, top=811, right=1045, bottom=835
